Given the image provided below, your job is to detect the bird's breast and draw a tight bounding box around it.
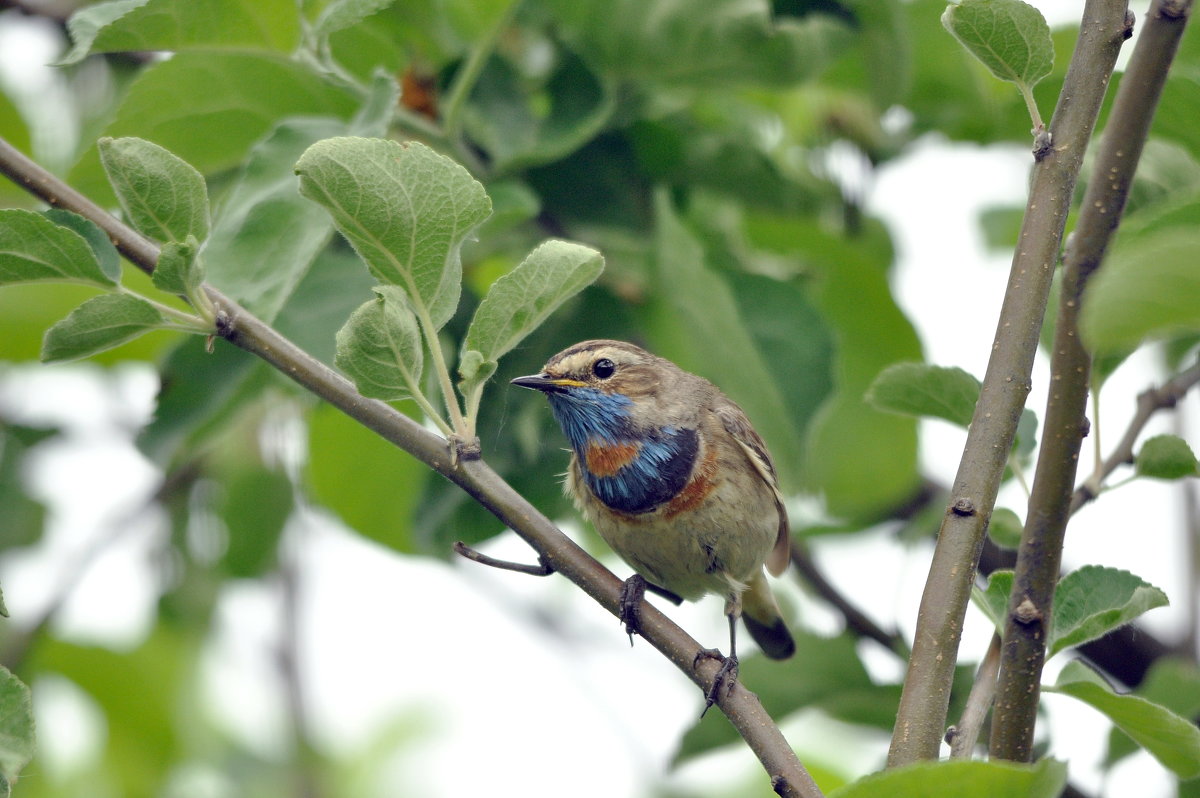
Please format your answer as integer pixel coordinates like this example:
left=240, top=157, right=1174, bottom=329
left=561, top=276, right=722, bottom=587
left=575, top=427, right=699, bottom=515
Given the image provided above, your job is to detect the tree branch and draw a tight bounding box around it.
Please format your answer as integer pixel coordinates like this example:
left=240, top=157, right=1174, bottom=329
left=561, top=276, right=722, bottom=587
left=887, top=0, right=1130, bottom=766
left=990, top=0, right=1192, bottom=762
left=0, top=135, right=824, bottom=798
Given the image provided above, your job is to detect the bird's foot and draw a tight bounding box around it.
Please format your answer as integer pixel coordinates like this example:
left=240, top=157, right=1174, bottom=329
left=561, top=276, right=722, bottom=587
left=694, top=648, right=739, bottom=716
left=618, top=574, right=648, bottom=646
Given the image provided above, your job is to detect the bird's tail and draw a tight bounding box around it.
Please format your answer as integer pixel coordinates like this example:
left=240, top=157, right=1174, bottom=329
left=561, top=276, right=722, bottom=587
left=741, top=571, right=795, bottom=660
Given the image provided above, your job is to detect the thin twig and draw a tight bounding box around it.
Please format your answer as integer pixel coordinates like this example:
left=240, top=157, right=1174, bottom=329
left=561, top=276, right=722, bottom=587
left=1072, top=358, right=1200, bottom=513
left=990, top=0, right=1193, bottom=762
left=887, top=0, right=1130, bottom=766
left=0, top=135, right=823, bottom=798
left=948, top=633, right=1001, bottom=758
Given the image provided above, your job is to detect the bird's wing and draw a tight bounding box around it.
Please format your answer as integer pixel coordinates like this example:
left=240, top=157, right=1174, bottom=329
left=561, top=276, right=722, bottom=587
left=714, top=401, right=791, bottom=577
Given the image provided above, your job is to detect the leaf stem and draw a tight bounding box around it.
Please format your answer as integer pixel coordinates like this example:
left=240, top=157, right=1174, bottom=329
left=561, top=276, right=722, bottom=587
left=1018, top=82, right=1045, bottom=135
left=887, top=0, right=1129, bottom=767
left=119, top=286, right=213, bottom=333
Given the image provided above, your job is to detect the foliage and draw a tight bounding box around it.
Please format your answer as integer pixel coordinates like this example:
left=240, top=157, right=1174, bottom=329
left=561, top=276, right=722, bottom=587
left=0, top=0, right=1198, bottom=796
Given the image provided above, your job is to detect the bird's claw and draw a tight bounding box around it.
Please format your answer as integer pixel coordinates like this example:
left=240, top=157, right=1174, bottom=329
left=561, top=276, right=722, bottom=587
left=695, top=649, right=738, bottom=716
left=618, top=574, right=648, bottom=646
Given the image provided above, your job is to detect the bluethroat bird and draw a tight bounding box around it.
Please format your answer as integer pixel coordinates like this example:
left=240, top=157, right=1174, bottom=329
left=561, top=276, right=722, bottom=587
left=513, top=340, right=795, bottom=707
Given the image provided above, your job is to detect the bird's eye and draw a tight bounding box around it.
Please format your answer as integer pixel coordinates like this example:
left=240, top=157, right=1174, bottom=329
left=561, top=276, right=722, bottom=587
left=592, top=358, right=616, bottom=379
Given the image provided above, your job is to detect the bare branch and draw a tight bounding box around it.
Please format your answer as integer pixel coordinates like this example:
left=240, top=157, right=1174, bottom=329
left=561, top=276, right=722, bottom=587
left=990, top=0, right=1194, bottom=761
left=948, top=633, right=1001, bottom=758
left=888, top=0, right=1131, bottom=766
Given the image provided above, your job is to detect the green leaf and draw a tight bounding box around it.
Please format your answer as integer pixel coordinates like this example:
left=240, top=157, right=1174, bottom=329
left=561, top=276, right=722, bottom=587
left=203, top=117, right=344, bottom=321
left=1081, top=229, right=1200, bottom=353
left=98, top=137, right=211, bottom=243
left=151, top=235, right=202, bottom=297
left=461, top=239, right=604, bottom=389
left=217, top=464, right=294, bottom=578
left=306, top=403, right=428, bottom=551
left=335, top=286, right=424, bottom=401
left=972, top=569, right=1012, bottom=632
left=1135, top=434, right=1200, bottom=480
left=295, top=137, right=491, bottom=329
left=1048, top=566, right=1169, bottom=658
left=41, top=293, right=171, bottom=363
left=71, top=52, right=358, bottom=200
left=973, top=567, right=1169, bottom=658
left=0, top=422, right=52, bottom=551
left=1050, top=660, right=1200, bottom=779
left=987, top=506, right=1023, bottom=549
left=0, top=666, right=34, bottom=789
left=1107, top=658, right=1200, bottom=767
left=43, top=209, right=122, bottom=283
left=61, top=0, right=301, bottom=64
left=865, top=362, right=981, bottom=427
left=0, top=209, right=115, bottom=288
left=314, top=0, right=398, bottom=37
left=941, top=0, right=1054, bottom=89
left=828, top=757, right=1067, bottom=798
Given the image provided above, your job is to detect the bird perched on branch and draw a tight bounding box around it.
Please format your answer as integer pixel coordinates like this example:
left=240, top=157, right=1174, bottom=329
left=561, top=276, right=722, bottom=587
left=512, top=339, right=794, bottom=709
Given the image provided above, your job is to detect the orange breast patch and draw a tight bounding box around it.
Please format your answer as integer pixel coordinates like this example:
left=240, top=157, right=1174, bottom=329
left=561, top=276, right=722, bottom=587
left=663, top=447, right=719, bottom=519
left=584, top=441, right=642, bottom=477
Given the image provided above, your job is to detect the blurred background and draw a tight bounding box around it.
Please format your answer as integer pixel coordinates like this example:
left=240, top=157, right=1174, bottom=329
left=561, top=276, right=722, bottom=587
left=0, top=0, right=1198, bottom=796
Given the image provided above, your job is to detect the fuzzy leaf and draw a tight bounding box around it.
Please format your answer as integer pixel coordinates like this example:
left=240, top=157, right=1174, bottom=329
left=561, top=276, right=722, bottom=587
left=460, top=239, right=603, bottom=390
left=1049, top=566, right=1169, bottom=658
left=1050, top=660, right=1200, bottom=779
left=334, top=285, right=424, bottom=401
left=941, top=0, right=1054, bottom=88
left=0, top=209, right=115, bottom=288
left=43, top=209, right=121, bottom=283
left=865, top=362, right=980, bottom=427
left=1135, top=434, right=1199, bottom=480
left=151, top=235, right=203, bottom=297
left=0, top=666, right=35, bottom=789
left=829, top=757, right=1067, bottom=798
left=295, top=137, right=491, bottom=329
left=41, top=293, right=170, bottom=363
left=98, top=136, right=211, bottom=243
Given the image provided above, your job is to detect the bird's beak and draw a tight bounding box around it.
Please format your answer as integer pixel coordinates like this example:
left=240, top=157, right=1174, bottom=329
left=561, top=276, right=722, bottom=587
left=511, top=373, right=585, bottom=393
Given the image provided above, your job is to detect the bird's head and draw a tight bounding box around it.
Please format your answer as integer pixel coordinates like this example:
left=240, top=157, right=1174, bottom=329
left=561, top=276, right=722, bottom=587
left=511, top=340, right=678, bottom=449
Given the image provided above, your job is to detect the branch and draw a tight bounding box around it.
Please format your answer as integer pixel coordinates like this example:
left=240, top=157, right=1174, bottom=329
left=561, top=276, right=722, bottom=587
left=887, top=0, right=1131, bottom=766
left=0, top=136, right=824, bottom=798
left=990, top=0, right=1192, bottom=762
left=947, top=633, right=1001, bottom=758
left=1072, top=358, right=1200, bottom=513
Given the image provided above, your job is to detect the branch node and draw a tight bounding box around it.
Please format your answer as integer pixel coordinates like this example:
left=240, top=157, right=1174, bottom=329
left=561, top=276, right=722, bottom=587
left=1157, top=0, right=1189, bottom=20
left=452, top=435, right=482, bottom=463
left=771, top=775, right=790, bottom=797
left=1013, top=596, right=1044, bottom=626
left=951, top=497, right=977, bottom=517
left=944, top=725, right=958, bottom=745
left=1122, top=7, right=1137, bottom=37
left=1032, top=126, right=1053, bottom=160
left=214, top=308, right=234, bottom=338
left=452, top=540, right=554, bottom=577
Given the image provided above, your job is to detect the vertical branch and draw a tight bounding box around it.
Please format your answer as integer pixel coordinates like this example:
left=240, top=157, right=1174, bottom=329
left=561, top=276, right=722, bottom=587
left=990, top=0, right=1191, bottom=761
left=887, top=0, right=1130, bottom=766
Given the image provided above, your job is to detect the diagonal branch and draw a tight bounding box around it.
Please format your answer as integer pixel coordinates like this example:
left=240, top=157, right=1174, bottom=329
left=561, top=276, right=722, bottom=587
left=887, top=0, right=1131, bottom=766
left=990, top=0, right=1194, bottom=761
left=0, top=134, right=824, bottom=798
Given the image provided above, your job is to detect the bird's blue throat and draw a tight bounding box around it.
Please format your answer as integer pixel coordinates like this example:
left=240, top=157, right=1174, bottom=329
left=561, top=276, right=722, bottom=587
left=546, top=388, right=698, bottom=514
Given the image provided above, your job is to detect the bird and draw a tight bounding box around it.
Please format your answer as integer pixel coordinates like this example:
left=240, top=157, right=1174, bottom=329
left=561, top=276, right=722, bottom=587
left=511, top=339, right=794, bottom=708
